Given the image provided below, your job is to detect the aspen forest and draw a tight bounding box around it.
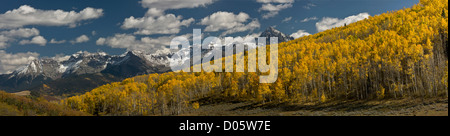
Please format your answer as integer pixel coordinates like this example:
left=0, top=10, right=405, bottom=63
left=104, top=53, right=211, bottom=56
left=62, top=0, right=448, bottom=116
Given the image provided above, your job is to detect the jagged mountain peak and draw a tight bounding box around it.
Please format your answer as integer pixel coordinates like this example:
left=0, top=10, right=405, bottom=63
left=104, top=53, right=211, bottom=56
left=266, top=26, right=280, bottom=33
left=0, top=27, right=295, bottom=92
left=1, top=50, right=176, bottom=91
left=260, top=27, right=294, bottom=43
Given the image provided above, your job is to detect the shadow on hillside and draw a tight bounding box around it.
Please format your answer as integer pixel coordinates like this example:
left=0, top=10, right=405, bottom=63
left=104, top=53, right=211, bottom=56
left=227, top=98, right=448, bottom=113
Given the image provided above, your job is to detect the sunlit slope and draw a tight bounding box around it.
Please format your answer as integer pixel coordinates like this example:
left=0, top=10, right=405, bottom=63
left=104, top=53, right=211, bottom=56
left=63, top=0, right=448, bottom=116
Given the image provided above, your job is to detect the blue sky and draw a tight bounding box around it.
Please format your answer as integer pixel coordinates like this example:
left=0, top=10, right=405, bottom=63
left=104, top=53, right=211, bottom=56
left=0, top=0, right=419, bottom=74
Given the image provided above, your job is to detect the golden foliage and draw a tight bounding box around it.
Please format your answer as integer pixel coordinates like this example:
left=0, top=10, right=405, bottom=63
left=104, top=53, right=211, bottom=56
left=64, top=0, right=448, bottom=115
left=0, top=91, right=88, bottom=116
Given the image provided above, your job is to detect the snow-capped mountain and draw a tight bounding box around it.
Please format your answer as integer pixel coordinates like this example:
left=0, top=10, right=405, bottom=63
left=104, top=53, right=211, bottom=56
left=0, top=27, right=293, bottom=93
left=259, top=27, right=294, bottom=44
left=101, top=50, right=173, bottom=77
left=9, top=51, right=113, bottom=80
left=0, top=50, right=174, bottom=91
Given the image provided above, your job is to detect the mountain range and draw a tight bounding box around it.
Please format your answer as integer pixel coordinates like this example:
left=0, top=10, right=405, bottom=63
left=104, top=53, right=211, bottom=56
left=0, top=50, right=173, bottom=95
left=260, top=27, right=294, bottom=44
left=0, top=27, right=294, bottom=96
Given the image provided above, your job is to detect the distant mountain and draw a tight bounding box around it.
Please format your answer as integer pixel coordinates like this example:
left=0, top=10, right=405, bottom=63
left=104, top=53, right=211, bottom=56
left=101, top=50, right=172, bottom=77
left=0, top=50, right=174, bottom=92
left=0, top=27, right=295, bottom=95
left=259, top=27, right=294, bottom=44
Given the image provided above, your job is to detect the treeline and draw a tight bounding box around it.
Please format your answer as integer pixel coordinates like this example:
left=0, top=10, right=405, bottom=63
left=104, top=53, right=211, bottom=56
left=63, top=0, right=448, bottom=116
left=0, top=91, right=88, bottom=116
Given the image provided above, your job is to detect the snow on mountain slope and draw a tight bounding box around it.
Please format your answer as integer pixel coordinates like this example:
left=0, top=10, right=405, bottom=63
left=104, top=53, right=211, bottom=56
left=1, top=27, right=292, bottom=91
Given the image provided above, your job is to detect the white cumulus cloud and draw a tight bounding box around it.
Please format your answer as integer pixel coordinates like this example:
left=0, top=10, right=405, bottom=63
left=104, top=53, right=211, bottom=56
left=96, top=33, right=191, bottom=53
left=19, top=36, right=47, bottom=46
left=0, top=27, right=40, bottom=38
left=0, top=5, right=104, bottom=29
left=122, top=14, right=194, bottom=35
left=50, top=39, right=66, bottom=44
left=0, top=28, right=41, bottom=48
left=199, top=11, right=260, bottom=36
left=120, top=0, right=214, bottom=36
left=290, top=30, right=311, bottom=39
left=316, top=13, right=370, bottom=32
left=257, top=0, right=294, bottom=19
left=70, top=35, right=89, bottom=44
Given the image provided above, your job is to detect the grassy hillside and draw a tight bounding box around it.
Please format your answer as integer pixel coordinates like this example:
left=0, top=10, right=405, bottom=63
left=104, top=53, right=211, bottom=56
left=0, top=91, right=89, bottom=116
left=62, top=0, right=448, bottom=116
